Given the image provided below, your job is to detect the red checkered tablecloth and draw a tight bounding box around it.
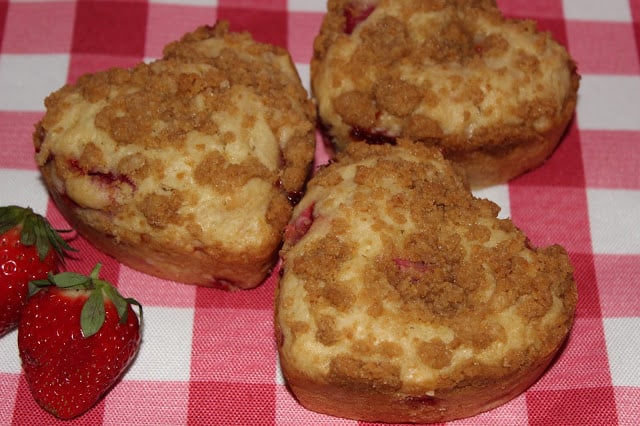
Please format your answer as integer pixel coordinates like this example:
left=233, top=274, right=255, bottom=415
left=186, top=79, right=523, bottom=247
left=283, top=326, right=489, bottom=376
left=1, top=0, right=639, bottom=425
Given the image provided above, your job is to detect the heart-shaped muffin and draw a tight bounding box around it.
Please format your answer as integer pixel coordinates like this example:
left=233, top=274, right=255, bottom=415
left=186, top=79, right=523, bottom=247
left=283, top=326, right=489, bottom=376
left=275, top=140, right=577, bottom=423
left=34, top=22, right=316, bottom=289
left=311, top=0, right=580, bottom=187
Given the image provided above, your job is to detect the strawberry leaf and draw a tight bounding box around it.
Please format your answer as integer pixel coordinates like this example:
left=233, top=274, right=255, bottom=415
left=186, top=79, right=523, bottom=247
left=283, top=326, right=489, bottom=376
left=29, top=279, right=51, bottom=287
left=89, top=263, right=102, bottom=280
left=0, top=205, right=24, bottom=234
left=31, top=214, right=50, bottom=260
left=102, top=283, right=128, bottom=322
left=125, top=297, right=144, bottom=324
left=81, top=289, right=106, bottom=338
left=0, top=205, right=76, bottom=261
left=20, top=215, right=37, bottom=247
left=28, top=279, right=51, bottom=296
left=45, top=225, right=75, bottom=264
left=51, top=271, right=91, bottom=288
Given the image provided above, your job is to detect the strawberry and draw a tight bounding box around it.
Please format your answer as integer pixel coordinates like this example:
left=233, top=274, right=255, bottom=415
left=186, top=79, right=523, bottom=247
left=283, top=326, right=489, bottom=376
left=0, top=205, right=74, bottom=336
left=18, top=263, right=143, bottom=419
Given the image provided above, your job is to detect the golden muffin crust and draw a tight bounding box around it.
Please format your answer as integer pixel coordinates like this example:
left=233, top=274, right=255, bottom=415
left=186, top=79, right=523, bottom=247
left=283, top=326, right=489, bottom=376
left=275, top=140, right=577, bottom=423
left=311, top=0, right=580, bottom=187
left=34, top=22, right=316, bottom=289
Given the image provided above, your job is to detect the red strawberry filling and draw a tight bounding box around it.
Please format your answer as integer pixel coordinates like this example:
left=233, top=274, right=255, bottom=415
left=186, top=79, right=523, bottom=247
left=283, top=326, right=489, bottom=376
left=394, top=258, right=430, bottom=282
left=65, top=159, right=137, bottom=209
left=88, top=170, right=134, bottom=187
left=68, top=159, right=136, bottom=189
left=283, top=203, right=315, bottom=246
left=344, top=1, right=376, bottom=34
left=402, top=394, right=439, bottom=408
left=350, top=126, right=397, bottom=146
left=276, top=178, right=305, bottom=205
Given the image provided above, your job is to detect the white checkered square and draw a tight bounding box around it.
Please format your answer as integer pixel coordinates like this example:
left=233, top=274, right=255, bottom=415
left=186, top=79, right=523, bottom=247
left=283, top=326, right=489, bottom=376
left=295, top=63, right=311, bottom=95
left=472, top=184, right=511, bottom=219
left=124, top=306, right=195, bottom=382
left=149, top=0, right=218, bottom=5
left=603, top=317, right=640, bottom=387
left=587, top=189, right=640, bottom=255
left=577, top=75, right=640, bottom=131
left=0, top=329, right=21, bottom=374
left=0, top=54, right=69, bottom=112
left=275, top=356, right=285, bottom=386
left=562, top=0, right=632, bottom=22
left=0, top=169, right=49, bottom=215
left=287, top=0, right=327, bottom=12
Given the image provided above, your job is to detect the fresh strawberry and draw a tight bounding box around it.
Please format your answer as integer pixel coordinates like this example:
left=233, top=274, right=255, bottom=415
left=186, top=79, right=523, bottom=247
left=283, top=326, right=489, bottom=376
left=0, top=205, right=74, bottom=336
left=18, top=264, right=143, bottom=420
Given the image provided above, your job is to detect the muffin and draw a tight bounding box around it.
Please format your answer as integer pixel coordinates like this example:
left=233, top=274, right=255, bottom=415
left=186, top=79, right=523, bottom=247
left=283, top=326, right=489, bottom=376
left=311, top=0, right=580, bottom=187
left=275, top=140, right=577, bottom=423
left=34, top=22, right=316, bottom=289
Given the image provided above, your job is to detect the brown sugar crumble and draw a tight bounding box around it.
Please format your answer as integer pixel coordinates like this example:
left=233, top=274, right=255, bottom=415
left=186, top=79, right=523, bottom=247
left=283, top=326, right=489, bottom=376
left=311, top=0, right=580, bottom=187
left=34, top=21, right=316, bottom=288
left=277, top=140, right=577, bottom=407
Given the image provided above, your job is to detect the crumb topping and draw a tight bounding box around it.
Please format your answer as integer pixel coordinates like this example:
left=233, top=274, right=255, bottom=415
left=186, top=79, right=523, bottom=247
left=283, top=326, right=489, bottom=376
left=34, top=22, right=316, bottom=256
left=312, top=0, right=579, bottom=153
left=277, top=140, right=576, bottom=395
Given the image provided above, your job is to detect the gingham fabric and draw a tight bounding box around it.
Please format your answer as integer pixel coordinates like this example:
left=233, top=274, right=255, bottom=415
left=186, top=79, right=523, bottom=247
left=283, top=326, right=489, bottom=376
left=1, top=0, right=638, bottom=425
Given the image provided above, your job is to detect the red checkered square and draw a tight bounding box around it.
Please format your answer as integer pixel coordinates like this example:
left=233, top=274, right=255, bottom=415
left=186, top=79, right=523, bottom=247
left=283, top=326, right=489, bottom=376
left=567, top=21, right=640, bottom=74
left=615, top=386, right=640, bottom=425
left=188, top=381, right=276, bottom=425
left=581, top=130, right=640, bottom=189
left=194, top=269, right=278, bottom=311
left=287, top=11, right=323, bottom=63
left=595, top=254, right=640, bottom=317
left=631, top=0, right=640, bottom=21
left=72, top=0, right=148, bottom=56
left=190, top=306, right=277, bottom=384
left=510, top=124, right=584, bottom=188
left=0, top=373, right=19, bottom=421
left=452, top=395, right=529, bottom=426
left=497, top=0, right=564, bottom=19
left=1, top=1, right=75, bottom=54
left=0, top=112, right=41, bottom=170
left=569, top=253, right=602, bottom=319
left=104, top=380, right=190, bottom=425
left=634, top=8, right=640, bottom=68
left=534, top=318, right=613, bottom=391
left=526, top=387, right=618, bottom=426
left=508, top=185, right=591, bottom=253
left=67, top=53, right=142, bottom=84
left=275, top=383, right=357, bottom=425
left=118, top=266, right=198, bottom=308
left=528, top=17, right=571, bottom=59
left=0, top=0, right=8, bottom=50
left=217, top=3, right=288, bottom=47
left=145, top=4, right=218, bottom=58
